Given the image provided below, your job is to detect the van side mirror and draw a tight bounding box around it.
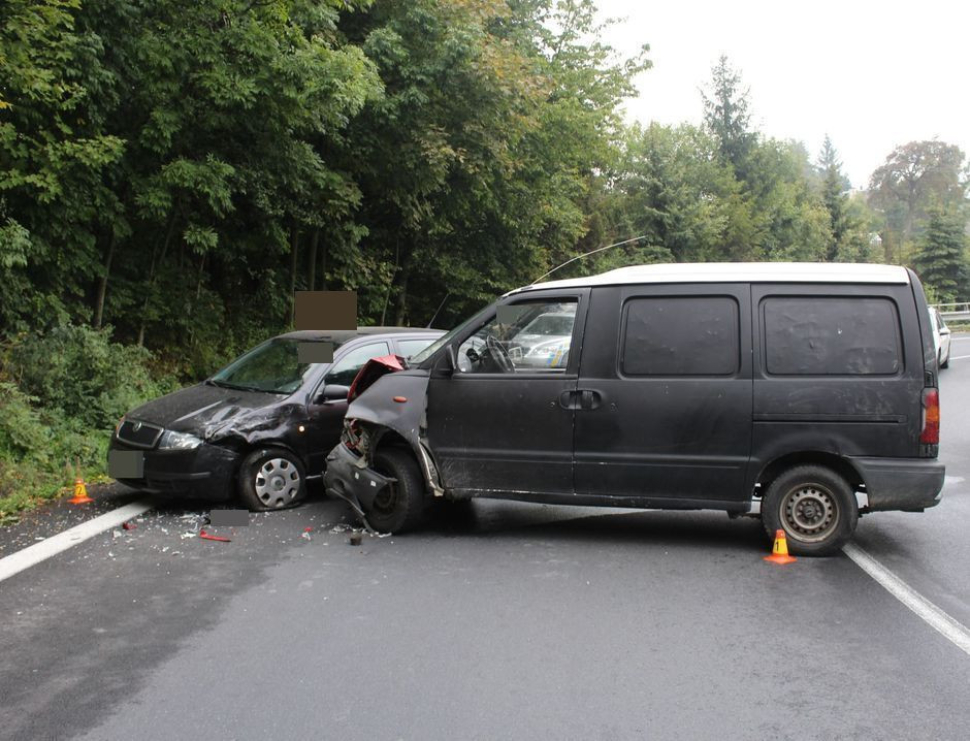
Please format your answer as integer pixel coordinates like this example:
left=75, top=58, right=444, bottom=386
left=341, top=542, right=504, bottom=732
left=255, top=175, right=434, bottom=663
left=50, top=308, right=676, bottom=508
left=434, top=345, right=458, bottom=377
left=445, top=345, right=459, bottom=374
left=318, top=384, right=350, bottom=403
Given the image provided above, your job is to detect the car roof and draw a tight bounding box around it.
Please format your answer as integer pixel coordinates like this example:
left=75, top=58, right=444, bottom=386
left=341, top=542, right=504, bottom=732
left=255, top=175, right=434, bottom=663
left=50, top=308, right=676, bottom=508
left=508, top=262, right=911, bottom=295
left=276, top=327, right=443, bottom=343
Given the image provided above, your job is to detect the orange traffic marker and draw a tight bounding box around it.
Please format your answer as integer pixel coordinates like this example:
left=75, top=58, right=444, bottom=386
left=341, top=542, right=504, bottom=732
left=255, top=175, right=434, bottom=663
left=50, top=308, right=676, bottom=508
left=764, top=529, right=797, bottom=564
left=68, top=477, right=93, bottom=505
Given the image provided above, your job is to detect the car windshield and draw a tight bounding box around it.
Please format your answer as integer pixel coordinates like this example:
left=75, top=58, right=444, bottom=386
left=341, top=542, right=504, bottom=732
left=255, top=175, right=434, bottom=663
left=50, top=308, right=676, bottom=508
left=210, top=338, right=338, bottom=394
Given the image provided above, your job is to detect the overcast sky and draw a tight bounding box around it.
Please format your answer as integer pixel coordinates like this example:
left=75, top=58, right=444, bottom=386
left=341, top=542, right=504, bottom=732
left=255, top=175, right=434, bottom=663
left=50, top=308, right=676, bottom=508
left=595, top=0, right=969, bottom=189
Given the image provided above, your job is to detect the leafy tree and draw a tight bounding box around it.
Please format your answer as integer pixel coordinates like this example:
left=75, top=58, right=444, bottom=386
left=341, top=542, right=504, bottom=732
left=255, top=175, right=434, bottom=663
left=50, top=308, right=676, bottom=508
left=0, top=0, right=126, bottom=331
left=868, top=140, right=967, bottom=259
left=339, top=0, right=649, bottom=325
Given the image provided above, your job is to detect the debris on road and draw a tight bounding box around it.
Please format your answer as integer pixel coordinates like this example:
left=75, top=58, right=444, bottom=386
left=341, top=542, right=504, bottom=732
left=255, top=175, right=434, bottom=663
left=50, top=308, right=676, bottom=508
left=198, top=529, right=231, bottom=543
left=349, top=533, right=362, bottom=546
left=301, top=527, right=313, bottom=541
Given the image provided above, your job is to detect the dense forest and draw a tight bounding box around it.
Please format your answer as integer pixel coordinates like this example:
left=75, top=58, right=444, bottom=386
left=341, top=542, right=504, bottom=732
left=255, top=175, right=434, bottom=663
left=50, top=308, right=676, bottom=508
left=1, top=0, right=969, bottom=514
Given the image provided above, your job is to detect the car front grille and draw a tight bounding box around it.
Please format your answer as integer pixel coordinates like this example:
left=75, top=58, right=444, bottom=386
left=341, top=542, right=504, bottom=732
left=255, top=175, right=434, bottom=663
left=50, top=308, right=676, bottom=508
left=117, top=419, right=163, bottom=449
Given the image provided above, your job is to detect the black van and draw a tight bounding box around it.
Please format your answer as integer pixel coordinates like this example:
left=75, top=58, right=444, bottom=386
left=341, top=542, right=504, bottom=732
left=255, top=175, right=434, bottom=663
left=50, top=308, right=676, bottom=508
left=324, top=263, right=945, bottom=555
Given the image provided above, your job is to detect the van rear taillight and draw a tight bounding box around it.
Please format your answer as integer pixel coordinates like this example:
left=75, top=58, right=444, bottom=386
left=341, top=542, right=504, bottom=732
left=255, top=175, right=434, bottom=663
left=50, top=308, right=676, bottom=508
left=920, top=388, right=940, bottom=445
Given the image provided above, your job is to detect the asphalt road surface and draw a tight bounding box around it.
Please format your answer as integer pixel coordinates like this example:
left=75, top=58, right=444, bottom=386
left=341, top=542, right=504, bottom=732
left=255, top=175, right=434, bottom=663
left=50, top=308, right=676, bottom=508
left=2, top=338, right=970, bottom=741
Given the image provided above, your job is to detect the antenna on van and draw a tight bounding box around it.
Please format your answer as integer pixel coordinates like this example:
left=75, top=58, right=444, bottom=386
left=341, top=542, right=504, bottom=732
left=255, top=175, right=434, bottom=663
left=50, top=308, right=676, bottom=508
left=531, top=235, right=647, bottom=285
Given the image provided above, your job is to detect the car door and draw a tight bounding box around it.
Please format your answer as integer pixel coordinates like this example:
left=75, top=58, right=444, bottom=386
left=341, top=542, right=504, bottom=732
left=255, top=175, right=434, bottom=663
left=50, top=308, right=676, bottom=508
left=425, top=290, right=589, bottom=498
left=571, top=284, right=753, bottom=505
left=304, top=340, right=390, bottom=474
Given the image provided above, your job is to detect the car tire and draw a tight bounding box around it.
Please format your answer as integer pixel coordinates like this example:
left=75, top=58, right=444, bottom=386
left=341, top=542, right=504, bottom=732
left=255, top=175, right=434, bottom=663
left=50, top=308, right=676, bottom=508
left=761, top=465, right=858, bottom=557
left=364, top=448, right=426, bottom=533
left=940, top=348, right=949, bottom=369
left=237, top=447, right=307, bottom=511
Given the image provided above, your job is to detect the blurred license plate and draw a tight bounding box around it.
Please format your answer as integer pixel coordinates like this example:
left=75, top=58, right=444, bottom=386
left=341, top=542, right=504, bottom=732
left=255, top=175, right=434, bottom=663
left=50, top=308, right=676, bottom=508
left=108, top=450, right=144, bottom=478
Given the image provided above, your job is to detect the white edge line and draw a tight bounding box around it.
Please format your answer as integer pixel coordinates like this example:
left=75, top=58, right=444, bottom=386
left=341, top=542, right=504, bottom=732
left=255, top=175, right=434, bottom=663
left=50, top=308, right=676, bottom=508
left=843, top=543, right=970, bottom=656
left=0, top=500, right=153, bottom=584
left=946, top=354, right=970, bottom=361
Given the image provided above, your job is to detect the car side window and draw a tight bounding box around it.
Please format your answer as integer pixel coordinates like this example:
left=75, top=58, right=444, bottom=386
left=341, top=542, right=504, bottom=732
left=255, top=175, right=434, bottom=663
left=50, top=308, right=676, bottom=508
left=457, top=300, right=577, bottom=374
left=398, top=339, right=436, bottom=358
left=325, top=342, right=390, bottom=386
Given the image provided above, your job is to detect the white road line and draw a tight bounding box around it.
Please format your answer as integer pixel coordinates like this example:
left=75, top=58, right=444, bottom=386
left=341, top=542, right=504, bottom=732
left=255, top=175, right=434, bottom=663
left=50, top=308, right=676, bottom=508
left=843, top=543, right=970, bottom=656
left=947, top=354, right=970, bottom=361
left=0, top=500, right=153, bottom=584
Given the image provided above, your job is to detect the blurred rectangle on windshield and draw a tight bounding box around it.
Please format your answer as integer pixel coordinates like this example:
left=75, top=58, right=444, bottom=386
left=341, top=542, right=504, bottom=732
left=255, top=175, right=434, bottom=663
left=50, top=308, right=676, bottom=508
left=297, top=342, right=334, bottom=363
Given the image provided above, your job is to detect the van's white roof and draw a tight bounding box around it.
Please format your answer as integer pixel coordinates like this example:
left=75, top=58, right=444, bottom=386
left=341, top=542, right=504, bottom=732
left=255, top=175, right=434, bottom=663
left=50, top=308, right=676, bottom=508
left=510, top=262, right=910, bottom=294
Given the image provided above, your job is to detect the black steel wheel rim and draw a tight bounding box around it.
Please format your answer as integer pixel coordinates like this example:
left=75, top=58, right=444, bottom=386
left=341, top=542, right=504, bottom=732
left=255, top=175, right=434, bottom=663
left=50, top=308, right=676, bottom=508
left=780, top=483, right=840, bottom=543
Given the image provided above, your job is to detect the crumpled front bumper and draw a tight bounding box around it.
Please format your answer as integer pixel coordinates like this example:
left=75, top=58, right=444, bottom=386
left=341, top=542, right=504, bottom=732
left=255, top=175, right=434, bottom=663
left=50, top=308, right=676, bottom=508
left=323, top=442, right=393, bottom=516
left=108, top=438, right=238, bottom=501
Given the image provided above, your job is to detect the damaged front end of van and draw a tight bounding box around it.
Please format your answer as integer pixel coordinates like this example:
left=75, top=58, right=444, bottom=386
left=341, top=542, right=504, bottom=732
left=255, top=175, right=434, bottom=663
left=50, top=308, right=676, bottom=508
left=323, top=355, right=444, bottom=526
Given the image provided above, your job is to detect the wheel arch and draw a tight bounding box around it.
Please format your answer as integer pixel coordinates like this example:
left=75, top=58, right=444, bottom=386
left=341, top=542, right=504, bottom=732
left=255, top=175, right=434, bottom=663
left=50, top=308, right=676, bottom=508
left=363, top=424, right=444, bottom=498
left=756, top=451, right=865, bottom=494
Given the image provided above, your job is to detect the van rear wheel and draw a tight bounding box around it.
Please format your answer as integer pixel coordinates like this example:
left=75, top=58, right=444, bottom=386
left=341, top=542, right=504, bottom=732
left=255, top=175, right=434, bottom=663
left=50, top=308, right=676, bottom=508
left=761, top=465, right=858, bottom=557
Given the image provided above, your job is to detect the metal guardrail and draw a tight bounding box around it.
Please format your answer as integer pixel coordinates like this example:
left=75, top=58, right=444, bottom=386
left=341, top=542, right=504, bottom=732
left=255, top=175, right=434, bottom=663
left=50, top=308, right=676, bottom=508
left=934, top=302, right=970, bottom=321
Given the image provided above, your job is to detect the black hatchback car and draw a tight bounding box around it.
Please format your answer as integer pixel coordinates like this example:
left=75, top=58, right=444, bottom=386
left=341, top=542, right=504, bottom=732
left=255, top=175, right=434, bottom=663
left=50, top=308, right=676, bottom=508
left=108, top=327, right=443, bottom=510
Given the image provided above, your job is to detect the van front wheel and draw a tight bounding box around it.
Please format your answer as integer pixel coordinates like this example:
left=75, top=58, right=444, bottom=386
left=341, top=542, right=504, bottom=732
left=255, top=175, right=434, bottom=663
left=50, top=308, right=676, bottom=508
left=761, top=465, right=858, bottom=557
left=365, top=449, right=426, bottom=534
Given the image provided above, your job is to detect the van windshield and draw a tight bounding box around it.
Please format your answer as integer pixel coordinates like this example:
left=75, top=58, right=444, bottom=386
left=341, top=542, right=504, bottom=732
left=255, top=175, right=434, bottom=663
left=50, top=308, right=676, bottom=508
left=210, top=338, right=339, bottom=394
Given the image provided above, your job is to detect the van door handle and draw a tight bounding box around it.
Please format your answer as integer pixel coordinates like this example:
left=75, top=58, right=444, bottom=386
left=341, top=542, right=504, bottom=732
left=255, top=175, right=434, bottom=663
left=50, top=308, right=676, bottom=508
left=559, top=389, right=604, bottom=410
left=559, top=389, right=582, bottom=410
left=580, top=389, right=603, bottom=410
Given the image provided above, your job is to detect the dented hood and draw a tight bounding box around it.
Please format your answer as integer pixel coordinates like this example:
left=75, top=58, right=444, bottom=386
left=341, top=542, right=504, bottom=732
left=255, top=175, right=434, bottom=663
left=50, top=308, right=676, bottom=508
left=349, top=354, right=407, bottom=401
left=124, top=383, right=284, bottom=433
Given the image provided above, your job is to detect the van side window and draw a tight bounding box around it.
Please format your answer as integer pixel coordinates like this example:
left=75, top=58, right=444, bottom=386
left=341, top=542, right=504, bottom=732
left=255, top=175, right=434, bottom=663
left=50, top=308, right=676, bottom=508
left=620, top=296, right=739, bottom=376
left=325, top=342, right=390, bottom=386
left=457, top=300, right=577, bottom=374
left=763, top=297, right=901, bottom=375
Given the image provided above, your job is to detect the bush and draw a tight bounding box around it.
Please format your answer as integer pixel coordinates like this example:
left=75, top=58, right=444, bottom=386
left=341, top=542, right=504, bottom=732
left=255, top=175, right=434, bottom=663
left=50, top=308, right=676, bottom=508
left=0, top=382, right=48, bottom=457
left=5, top=325, right=178, bottom=431
left=0, top=326, right=178, bottom=519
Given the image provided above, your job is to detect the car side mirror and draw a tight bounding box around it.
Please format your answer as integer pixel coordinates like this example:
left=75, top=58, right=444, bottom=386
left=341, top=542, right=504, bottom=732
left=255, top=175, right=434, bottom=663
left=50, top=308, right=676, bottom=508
left=318, top=384, right=350, bottom=403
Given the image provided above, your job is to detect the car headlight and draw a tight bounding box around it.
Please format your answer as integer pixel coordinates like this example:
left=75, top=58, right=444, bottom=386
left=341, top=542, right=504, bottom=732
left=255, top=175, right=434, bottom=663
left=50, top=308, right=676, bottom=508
left=158, top=430, right=203, bottom=450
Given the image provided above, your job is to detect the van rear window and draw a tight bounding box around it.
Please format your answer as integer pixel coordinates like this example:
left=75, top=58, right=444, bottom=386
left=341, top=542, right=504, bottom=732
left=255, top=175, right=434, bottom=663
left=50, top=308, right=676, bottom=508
left=621, top=297, right=739, bottom=376
left=763, top=297, right=901, bottom=375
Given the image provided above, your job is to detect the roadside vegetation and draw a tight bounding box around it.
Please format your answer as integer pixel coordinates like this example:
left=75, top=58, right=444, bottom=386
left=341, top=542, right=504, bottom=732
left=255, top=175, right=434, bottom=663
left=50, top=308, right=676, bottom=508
left=1, top=0, right=968, bottom=519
